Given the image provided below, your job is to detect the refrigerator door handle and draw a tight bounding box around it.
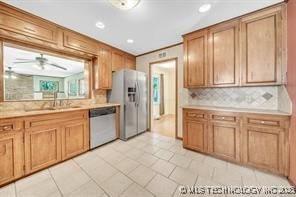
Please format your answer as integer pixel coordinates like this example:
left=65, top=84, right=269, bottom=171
left=136, top=81, right=140, bottom=107
left=135, top=83, right=137, bottom=107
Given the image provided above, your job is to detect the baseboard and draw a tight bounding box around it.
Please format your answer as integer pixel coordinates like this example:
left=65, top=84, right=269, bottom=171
left=288, top=177, right=296, bottom=187
left=176, top=136, right=183, bottom=140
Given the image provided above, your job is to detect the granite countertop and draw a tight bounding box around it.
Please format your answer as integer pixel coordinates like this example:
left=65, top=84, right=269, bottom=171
left=0, top=103, right=120, bottom=119
left=182, top=105, right=291, bottom=116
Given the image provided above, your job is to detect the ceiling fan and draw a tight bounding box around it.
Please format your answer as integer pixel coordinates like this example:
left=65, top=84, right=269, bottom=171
left=4, top=67, right=17, bottom=79
left=13, top=54, right=67, bottom=70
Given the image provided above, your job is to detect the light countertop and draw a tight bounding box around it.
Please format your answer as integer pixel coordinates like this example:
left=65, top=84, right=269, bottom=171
left=0, top=103, right=120, bottom=119
left=182, top=105, right=291, bottom=116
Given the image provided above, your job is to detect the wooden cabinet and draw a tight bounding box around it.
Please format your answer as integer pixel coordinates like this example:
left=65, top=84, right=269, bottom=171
left=94, top=47, right=112, bottom=89
left=24, top=127, right=62, bottom=174
left=0, top=4, right=58, bottom=46
left=241, top=6, right=284, bottom=85
left=208, top=21, right=240, bottom=86
left=61, top=121, right=89, bottom=160
left=183, top=30, right=207, bottom=88
left=183, top=109, right=207, bottom=152
left=242, top=115, right=289, bottom=175
left=112, top=51, right=125, bottom=72
left=24, top=110, right=89, bottom=174
left=183, top=4, right=286, bottom=88
left=208, top=113, right=240, bottom=162
left=125, top=55, right=136, bottom=70
left=63, top=30, right=98, bottom=55
left=0, top=130, right=24, bottom=185
left=183, top=108, right=290, bottom=176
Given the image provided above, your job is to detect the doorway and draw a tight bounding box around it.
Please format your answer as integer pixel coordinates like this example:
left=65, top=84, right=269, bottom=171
left=149, top=58, right=177, bottom=138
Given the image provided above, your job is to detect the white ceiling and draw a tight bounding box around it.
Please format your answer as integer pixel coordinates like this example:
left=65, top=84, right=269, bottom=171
left=4, top=46, right=84, bottom=78
left=5, top=0, right=283, bottom=56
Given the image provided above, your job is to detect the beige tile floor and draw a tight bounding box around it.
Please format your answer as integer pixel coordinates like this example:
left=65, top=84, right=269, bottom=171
left=0, top=132, right=293, bottom=197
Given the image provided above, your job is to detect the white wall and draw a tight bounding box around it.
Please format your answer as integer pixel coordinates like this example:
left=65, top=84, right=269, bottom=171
left=136, top=44, right=187, bottom=138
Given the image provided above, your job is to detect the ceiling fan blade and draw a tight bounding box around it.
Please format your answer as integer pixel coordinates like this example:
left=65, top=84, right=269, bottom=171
left=13, top=60, right=38, bottom=64
left=47, top=63, right=67, bottom=70
left=15, top=58, right=33, bottom=61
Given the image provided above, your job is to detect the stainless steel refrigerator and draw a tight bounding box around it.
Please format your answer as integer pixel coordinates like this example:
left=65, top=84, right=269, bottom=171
left=108, top=69, right=148, bottom=140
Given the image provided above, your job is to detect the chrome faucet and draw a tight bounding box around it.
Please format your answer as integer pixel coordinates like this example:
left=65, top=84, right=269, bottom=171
left=52, top=91, right=58, bottom=108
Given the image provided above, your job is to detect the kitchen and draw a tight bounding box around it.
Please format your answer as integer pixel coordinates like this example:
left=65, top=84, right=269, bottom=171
left=0, top=0, right=296, bottom=197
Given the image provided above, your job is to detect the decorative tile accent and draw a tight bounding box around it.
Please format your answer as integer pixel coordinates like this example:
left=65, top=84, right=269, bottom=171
left=186, top=86, right=278, bottom=110
left=262, top=92, right=273, bottom=101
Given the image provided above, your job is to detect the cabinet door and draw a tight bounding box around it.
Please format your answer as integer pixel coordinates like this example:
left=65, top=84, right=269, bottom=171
left=61, top=121, right=89, bottom=160
left=25, top=127, right=61, bottom=174
left=241, top=7, right=284, bottom=85
left=184, top=30, right=207, bottom=88
left=125, top=56, right=136, bottom=70
left=208, top=21, right=240, bottom=86
left=183, top=120, right=207, bottom=152
left=63, top=30, right=98, bottom=55
left=242, top=126, right=287, bottom=175
left=0, top=6, right=58, bottom=45
left=0, top=131, right=24, bottom=185
left=96, top=47, right=112, bottom=89
left=112, top=52, right=125, bottom=72
left=208, top=123, right=240, bottom=162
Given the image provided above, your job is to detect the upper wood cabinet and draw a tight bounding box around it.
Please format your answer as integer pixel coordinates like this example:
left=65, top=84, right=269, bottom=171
left=183, top=30, right=207, bottom=88
left=208, top=21, right=240, bottom=87
left=0, top=130, right=24, bottom=185
left=125, top=55, right=136, bottom=70
left=183, top=4, right=286, bottom=88
left=240, top=6, right=285, bottom=86
left=112, top=51, right=125, bottom=72
left=0, top=4, right=58, bottom=46
left=94, top=47, right=112, bottom=89
left=63, top=30, right=98, bottom=55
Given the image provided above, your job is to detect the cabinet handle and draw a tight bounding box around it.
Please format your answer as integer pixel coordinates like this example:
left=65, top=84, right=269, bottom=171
left=221, top=117, right=225, bottom=120
left=24, top=27, right=36, bottom=32
left=261, top=121, right=265, bottom=124
left=2, top=125, right=12, bottom=131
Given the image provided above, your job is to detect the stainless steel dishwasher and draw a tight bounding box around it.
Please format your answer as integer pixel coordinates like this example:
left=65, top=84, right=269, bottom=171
left=90, top=107, right=116, bottom=149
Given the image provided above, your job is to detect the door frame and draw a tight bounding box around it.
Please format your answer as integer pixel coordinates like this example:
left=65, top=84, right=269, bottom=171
left=148, top=57, right=178, bottom=139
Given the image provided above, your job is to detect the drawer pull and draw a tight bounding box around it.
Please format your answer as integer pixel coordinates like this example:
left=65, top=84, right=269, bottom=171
left=261, top=121, right=265, bottom=124
left=1, top=125, right=13, bottom=131
left=221, top=117, right=225, bottom=120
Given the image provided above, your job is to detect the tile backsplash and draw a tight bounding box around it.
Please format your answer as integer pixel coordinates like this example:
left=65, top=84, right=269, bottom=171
left=187, top=86, right=283, bottom=110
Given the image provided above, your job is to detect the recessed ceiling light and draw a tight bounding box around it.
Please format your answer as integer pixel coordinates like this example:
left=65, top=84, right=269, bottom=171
left=109, top=0, right=140, bottom=10
left=127, top=39, right=134, bottom=43
left=199, top=4, right=211, bottom=13
left=95, top=21, right=105, bottom=29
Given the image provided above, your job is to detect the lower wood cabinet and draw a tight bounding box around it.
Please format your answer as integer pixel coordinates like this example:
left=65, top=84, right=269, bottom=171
left=208, top=123, right=240, bottom=162
left=183, top=108, right=290, bottom=176
left=24, top=127, right=61, bottom=174
left=0, top=130, right=24, bottom=185
left=183, top=120, right=207, bottom=152
left=61, top=122, right=89, bottom=160
left=23, top=110, right=89, bottom=174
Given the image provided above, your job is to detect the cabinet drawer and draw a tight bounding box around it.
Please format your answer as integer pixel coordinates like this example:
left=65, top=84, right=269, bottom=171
left=184, top=110, right=207, bottom=121
left=247, top=118, right=280, bottom=127
left=63, top=31, right=97, bottom=54
left=211, top=115, right=237, bottom=122
left=0, top=7, right=58, bottom=43
left=0, top=119, right=23, bottom=132
left=24, top=110, right=88, bottom=129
